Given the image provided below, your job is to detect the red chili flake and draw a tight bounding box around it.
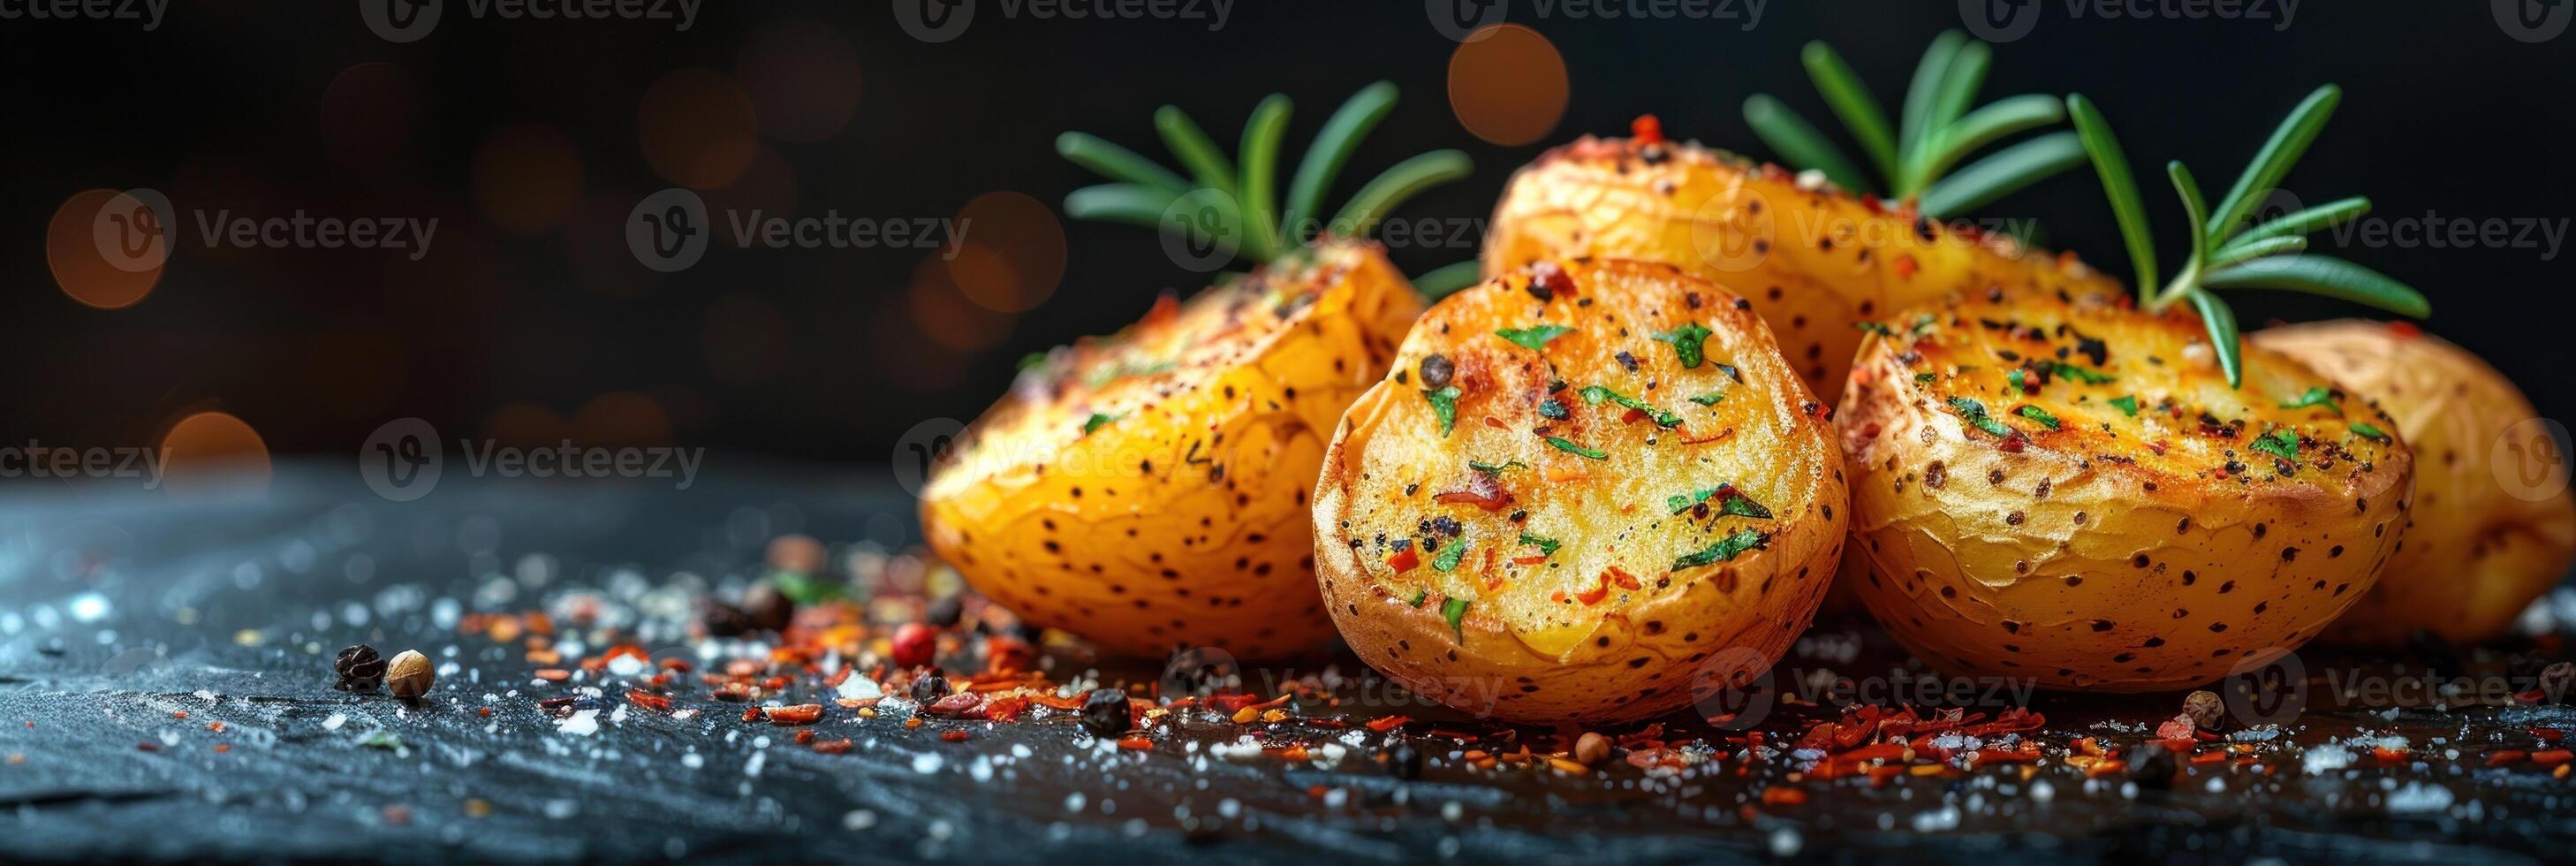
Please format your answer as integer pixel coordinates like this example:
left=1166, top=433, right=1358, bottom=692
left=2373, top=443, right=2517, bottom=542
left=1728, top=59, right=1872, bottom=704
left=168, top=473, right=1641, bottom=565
left=1759, top=787, right=1807, bottom=808
left=533, top=668, right=571, bottom=682
left=1574, top=574, right=1612, bottom=606
left=741, top=708, right=761, bottom=723
left=1433, top=483, right=1515, bottom=513
left=171, top=711, right=189, bottom=720
left=926, top=692, right=984, bottom=716
left=2386, top=321, right=2421, bottom=339
left=479, top=707, right=493, bottom=718
left=213, top=744, right=231, bottom=754
left=2370, top=747, right=2408, bottom=763
left=206, top=722, right=225, bottom=733
left=1996, top=432, right=2027, bottom=453
left=979, top=695, right=1033, bottom=722
left=625, top=689, right=672, bottom=714
left=2533, top=748, right=2573, bottom=766
left=1605, top=566, right=1642, bottom=591
left=1974, top=748, right=2040, bottom=764
left=1386, top=549, right=1421, bottom=573
left=2155, top=714, right=2196, bottom=741
left=794, top=729, right=817, bottom=745
left=1893, top=254, right=1920, bottom=280
left=1117, top=736, right=1154, bottom=750
left=1529, top=261, right=1574, bottom=299
left=137, top=742, right=158, bottom=752
left=660, top=657, right=692, bottom=672
left=2534, top=727, right=2565, bottom=741
left=2489, top=750, right=2531, bottom=766
left=812, top=738, right=854, bottom=755
left=765, top=704, right=825, bottom=725
left=1630, top=114, right=1664, bottom=145
left=1365, top=715, right=1413, bottom=733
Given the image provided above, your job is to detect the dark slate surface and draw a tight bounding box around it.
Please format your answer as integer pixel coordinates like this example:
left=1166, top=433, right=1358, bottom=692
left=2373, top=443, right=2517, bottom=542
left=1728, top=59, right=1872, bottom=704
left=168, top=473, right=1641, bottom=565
left=3, top=462, right=2572, bottom=864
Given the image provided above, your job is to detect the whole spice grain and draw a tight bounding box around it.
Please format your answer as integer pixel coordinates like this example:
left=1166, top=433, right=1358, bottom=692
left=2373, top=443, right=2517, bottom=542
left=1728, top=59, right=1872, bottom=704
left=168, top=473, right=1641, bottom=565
left=925, top=595, right=965, bottom=629
left=741, top=583, right=793, bottom=633
left=701, top=602, right=753, bottom=638
left=386, top=650, right=435, bottom=699
left=891, top=622, right=938, bottom=669
left=911, top=670, right=950, bottom=703
left=2128, top=742, right=2178, bottom=789
left=1573, top=732, right=1611, bottom=766
left=1080, top=687, right=1131, bottom=738
left=2182, top=689, right=2225, bottom=732
left=333, top=645, right=387, bottom=693
left=2545, top=662, right=2576, bottom=705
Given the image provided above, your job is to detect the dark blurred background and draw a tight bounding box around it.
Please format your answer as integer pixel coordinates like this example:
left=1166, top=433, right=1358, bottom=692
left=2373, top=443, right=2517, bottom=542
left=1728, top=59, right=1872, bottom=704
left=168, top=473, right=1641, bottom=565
left=6, top=0, right=2571, bottom=474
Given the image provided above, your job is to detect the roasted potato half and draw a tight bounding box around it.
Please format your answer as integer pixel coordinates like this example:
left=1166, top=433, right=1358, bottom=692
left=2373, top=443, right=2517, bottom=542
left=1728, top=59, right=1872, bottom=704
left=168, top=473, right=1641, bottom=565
left=1313, top=258, right=1846, bottom=724
left=1484, top=134, right=2124, bottom=398
left=2253, top=321, right=2576, bottom=646
left=1837, top=291, right=2415, bottom=691
left=921, top=240, right=1421, bottom=659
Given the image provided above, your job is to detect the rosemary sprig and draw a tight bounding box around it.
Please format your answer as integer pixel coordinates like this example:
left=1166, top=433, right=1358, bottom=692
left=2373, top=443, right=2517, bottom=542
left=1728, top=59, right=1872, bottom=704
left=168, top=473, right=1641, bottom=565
left=1744, top=30, right=2082, bottom=218
left=1058, top=82, right=1474, bottom=292
left=2065, top=85, right=2428, bottom=387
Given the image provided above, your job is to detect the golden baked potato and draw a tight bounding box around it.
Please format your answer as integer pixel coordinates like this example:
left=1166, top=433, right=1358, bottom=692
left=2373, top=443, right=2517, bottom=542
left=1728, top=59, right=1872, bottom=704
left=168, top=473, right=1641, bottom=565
left=1483, top=131, right=2124, bottom=398
left=1312, top=258, right=1846, bottom=724
left=921, top=240, right=1421, bottom=659
left=2253, top=320, right=2576, bottom=646
left=1837, top=290, right=2414, bottom=691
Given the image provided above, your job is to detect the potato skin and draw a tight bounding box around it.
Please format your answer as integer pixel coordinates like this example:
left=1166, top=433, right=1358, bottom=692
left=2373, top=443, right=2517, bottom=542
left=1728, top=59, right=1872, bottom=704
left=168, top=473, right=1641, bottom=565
left=2254, top=321, right=2576, bottom=646
left=1837, top=292, right=2414, bottom=691
left=1483, top=135, right=2124, bottom=398
left=921, top=241, right=1421, bottom=659
left=1313, top=258, right=1845, bottom=725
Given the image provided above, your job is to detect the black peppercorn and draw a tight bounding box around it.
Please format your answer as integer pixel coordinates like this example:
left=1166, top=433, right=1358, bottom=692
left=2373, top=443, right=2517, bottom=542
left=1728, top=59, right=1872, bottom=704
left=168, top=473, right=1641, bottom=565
left=2127, top=742, right=2177, bottom=789
left=701, top=602, right=753, bottom=638
left=1419, top=354, right=1454, bottom=390
left=742, top=583, right=794, bottom=633
left=333, top=644, right=387, bottom=693
left=1386, top=740, right=1424, bottom=780
left=911, top=669, right=950, bottom=703
left=926, top=595, right=965, bottom=629
left=1080, top=687, right=1131, bottom=738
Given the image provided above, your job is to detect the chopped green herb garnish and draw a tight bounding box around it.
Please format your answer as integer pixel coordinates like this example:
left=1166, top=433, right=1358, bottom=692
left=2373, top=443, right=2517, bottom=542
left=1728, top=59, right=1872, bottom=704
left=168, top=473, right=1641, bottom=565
left=1580, top=385, right=1682, bottom=428
left=2049, top=361, right=2116, bottom=384
left=1946, top=397, right=2013, bottom=438
left=1085, top=358, right=1178, bottom=386
left=1083, top=412, right=1125, bottom=434
left=1432, top=537, right=1467, bottom=572
left=2251, top=427, right=2300, bottom=462
left=1518, top=533, right=1560, bottom=557
left=1544, top=437, right=1607, bottom=460
left=1424, top=386, right=1462, bottom=437
left=1667, top=486, right=1772, bottom=519
left=1910, top=313, right=1939, bottom=336
left=1441, top=597, right=1469, bottom=640
left=1854, top=321, right=1897, bottom=338
left=2006, top=368, right=2027, bottom=391
left=1673, top=528, right=1769, bottom=570
left=1406, top=589, right=1428, bottom=607
left=1689, top=392, right=1727, bottom=406
left=2278, top=386, right=2342, bottom=414
left=1914, top=372, right=1939, bottom=385
left=1652, top=322, right=1713, bottom=368
left=2350, top=422, right=2390, bottom=442
left=1019, top=352, right=1051, bottom=371
left=1468, top=459, right=1527, bottom=475
left=2013, top=405, right=2061, bottom=429
left=2109, top=394, right=2140, bottom=417
left=1496, top=324, right=1576, bottom=351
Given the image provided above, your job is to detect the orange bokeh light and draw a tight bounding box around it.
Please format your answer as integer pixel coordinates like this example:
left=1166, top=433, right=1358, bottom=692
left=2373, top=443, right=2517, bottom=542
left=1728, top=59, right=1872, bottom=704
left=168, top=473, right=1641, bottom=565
left=739, top=19, right=862, bottom=144
left=1448, top=24, right=1570, bottom=147
left=572, top=391, right=674, bottom=449
left=47, top=189, right=163, bottom=309
left=639, top=67, right=761, bottom=189
left=159, top=412, right=272, bottom=500
left=481, top=401, right=569, bottom=450
left=944, top=192, right=1065, bottom=314
left=909, top=258, right=1013, bottom=352
left=472, top=123, right=586, bottom=236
